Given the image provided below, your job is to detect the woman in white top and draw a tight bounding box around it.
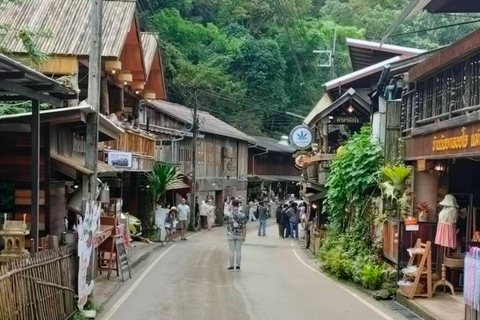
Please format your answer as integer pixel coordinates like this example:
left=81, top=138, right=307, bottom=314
left=248, top=200, right=256, bottom=222
left=207, top=200, right=216, bottom=230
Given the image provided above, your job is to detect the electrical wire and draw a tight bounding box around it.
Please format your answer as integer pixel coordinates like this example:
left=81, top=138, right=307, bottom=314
left=391, top=19, right=480, bottom=37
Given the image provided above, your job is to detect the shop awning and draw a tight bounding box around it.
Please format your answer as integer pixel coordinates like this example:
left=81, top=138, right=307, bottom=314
left=167, top=180, right=190, bottom=191
left=248, top=175, right=302, bottom=182
left=301, top=191, right=326, bottom=203
left=51, top=153, right=122, bottom=179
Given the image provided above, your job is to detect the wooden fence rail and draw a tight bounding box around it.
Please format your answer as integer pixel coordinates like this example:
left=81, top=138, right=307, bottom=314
left=0, top=246, right=76, bottom=320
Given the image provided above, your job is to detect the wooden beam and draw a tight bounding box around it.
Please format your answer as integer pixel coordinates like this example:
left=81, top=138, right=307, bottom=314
left=0, top=79, right=63, bottom=106
left=31, top=99, right=40, bottom=252
left=0, top=123, right=31, bottom=132
left=0, top=71, right=25, bottom=79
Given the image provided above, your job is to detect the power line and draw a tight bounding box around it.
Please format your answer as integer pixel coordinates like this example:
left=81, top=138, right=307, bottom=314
left=391, top=19, right=480, bottom=37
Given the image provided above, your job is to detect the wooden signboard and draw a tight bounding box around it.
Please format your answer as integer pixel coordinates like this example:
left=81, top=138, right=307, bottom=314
left=330, top=116, right=361, bottom=124
left=115, top=234, right=132, bottom=281
left=405, top=122, right=480, bottom=160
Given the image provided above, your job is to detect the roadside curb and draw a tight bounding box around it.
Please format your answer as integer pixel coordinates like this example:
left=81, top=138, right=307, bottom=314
left=97, top=231, right=198, bottom=310
left=394, top=293, right=437, bottom=320
left=96, top=242, right=165, bottom=310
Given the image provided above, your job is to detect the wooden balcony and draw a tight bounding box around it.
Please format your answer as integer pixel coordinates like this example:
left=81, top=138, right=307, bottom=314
left=103, top=129, right=156, bottom=171
left=104, top=129, right=155, bottom=157
left=402, top=52, right=480, bottom=134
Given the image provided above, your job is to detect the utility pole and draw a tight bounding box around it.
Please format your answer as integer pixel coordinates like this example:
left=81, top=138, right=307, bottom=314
left=84, top=0, right=103, bottom=201
left=330, top=27, right=337, bottom=81
left=190, top=91, right=199, bottom=231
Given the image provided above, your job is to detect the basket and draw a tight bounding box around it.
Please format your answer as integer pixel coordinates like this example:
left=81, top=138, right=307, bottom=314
left=444, top=253, right=465, bottom=269
left=398, top=282, right=424, bottom=296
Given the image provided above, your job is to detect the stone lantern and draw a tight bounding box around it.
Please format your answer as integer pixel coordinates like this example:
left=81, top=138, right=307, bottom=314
left=0, top=216, right=30, bottom=263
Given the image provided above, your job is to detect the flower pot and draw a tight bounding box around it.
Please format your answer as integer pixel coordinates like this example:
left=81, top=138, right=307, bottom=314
left=418, top=211, right=428, bottom=222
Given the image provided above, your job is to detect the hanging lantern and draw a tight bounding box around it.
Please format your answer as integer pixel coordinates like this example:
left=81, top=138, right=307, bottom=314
left=143, top=90, right=156, bottom=100
left=105, top=60, right=121, bottom=75
left=118, top=71, right=132, bottom=86
left=131, top=81, right=145, bottom=94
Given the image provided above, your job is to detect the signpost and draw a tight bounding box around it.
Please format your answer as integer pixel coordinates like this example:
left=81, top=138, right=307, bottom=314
left=107, top=151, right=133, bottom=168
left=115, top=234, right=132, bottom=281
left=293, top=151, right=311, bottom=170
left=289, top=125, right=313, bottom=150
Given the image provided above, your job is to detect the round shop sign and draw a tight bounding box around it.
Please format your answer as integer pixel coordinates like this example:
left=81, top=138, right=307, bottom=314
left=289, top=125, right=313, bottom=150
left=293, top=151, right=311, bottom=170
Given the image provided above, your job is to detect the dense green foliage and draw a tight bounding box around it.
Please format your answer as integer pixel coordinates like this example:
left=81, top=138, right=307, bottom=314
left=139, top=0, right=480, bottom=136
left=324, top=127, right=382, bottom=233
left=318, top=127, right=388, bottom=290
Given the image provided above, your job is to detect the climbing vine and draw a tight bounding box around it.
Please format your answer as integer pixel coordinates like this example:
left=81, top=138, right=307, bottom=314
left=324, top=126, right=383, bottom=234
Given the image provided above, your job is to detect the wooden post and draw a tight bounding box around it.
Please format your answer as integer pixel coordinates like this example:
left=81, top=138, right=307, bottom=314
left=101, top=77, right=109, bottom=115
left=31, top=99, right=40, bottom=252
left=84, top=0, right=103, bottom=201
left=385, top=100, right=402, bottom=163
left=191, top=92, right=198, bottom=230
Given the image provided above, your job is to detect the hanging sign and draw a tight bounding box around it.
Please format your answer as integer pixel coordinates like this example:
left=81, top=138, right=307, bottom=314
left=289, top=125, right=313, bottom=150
left=108, top=151, right=132, bottom=168
left=77, top=201, right=101, bottom=310
left=293, top=151, right=311, bottom=170
left=330, top=116, right=361, bottom=124
left=404, top=217, right=419, bottom=231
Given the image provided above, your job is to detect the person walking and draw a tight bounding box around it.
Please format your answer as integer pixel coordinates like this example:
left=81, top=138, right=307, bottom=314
left=275, top=204, right=283, bottom=238
left=248, top=199, right=256, bottom=222
left=281, top=204, right=290, bottom=238
left=224, top=199, right=247, bottom=271
left=256, top=202, right=268, bottom=236
left=287, top=202, right=299, bottom=239
left=176, top=198, right=190, bottom=241
left=207, top=199, right=216, bottom=230
left=199, top=200, right=208, bottom=229
left=164, top=207, right=176, bottom=244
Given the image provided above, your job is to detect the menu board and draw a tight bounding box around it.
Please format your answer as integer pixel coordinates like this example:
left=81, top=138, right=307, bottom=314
left=115, top=234, right=131, bottom=281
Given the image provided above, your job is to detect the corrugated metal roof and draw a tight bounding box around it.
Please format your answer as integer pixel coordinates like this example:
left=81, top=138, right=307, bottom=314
left=0, top=0, right=136, bottom=57
left=347, top=38, right=425, bottom=71
left=252, top=136, right=295, bottom=153
left=324, top=56, right=402, bottom=91
left=147, top=100, right=255, bottom=143
left=140, top=33, right=158, bottom=78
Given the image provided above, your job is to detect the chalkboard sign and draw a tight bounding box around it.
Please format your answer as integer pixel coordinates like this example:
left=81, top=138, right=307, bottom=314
left=115, top=234, right=131, bottom=281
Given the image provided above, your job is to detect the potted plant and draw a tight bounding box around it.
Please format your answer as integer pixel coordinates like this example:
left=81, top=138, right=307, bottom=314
left=361, top=263, right=386, bottom=290
left=144, top=163, right=180, bottom=241
left=417, top=202, right=431, bottom=222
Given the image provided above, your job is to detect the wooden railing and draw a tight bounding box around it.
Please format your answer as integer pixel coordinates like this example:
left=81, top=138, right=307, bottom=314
left=0, top=246, right=76, bottom=320
left=402, top=52, right=480, bottom=133
left=105, top=130, right=156, bottom=157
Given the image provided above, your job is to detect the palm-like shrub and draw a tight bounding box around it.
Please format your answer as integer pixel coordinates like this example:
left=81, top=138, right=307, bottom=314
left=145, top=163, right=181, bottom=204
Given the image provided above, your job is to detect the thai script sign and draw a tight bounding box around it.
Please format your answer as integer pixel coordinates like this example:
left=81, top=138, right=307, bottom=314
left=405, top=122, right=480, bottom=160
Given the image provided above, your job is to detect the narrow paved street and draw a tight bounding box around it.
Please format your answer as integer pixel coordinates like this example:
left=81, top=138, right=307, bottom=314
left=99, top=220, right=408, bottom=320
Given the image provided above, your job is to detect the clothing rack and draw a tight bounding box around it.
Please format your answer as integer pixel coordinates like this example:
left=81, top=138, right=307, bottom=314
left=464, top=246, right=480, bottom=319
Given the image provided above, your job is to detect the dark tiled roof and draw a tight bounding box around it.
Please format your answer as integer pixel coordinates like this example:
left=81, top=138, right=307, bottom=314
left=148, top=100, right=255, bottom=143
left=251, top=136, right=295, bottom=153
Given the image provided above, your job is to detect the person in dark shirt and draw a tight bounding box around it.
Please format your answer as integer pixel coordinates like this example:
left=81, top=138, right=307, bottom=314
left=257, top=202, right=268, bottom=236
left=276, top=205, right=283, bottom=238
left=281, top=204, right=290, bottom=238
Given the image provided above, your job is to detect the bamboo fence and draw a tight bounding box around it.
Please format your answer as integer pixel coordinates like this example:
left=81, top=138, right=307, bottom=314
left=0, top=246, right=76, bottom=320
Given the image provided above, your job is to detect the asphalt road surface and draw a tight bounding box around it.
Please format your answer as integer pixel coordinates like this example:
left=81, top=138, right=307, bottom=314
left=99, top=219, right=410, bottom=320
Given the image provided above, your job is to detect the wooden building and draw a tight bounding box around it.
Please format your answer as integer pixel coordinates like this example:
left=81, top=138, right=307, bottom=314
left=247, top=136, right=300, bottom=200
left=0, top=0, right=170, bottom=224
left=145, top=100, right=254, bottom=215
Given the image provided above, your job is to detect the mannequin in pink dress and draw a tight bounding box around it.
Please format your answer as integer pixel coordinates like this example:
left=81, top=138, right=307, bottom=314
left=433, top=194, right=458, bottom=295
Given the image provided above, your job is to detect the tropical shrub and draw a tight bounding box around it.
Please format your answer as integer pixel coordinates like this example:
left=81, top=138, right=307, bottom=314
left=323, top=126, right=382, bottom=233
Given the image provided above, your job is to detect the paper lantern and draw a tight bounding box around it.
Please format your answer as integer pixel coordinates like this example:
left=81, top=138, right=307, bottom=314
left=105, top=60, right=121, bottom=74
left=118, top=71, right=132, bottom=85
left=143, top=90, right=156, bottom=100
left=131, top=81, right=145, bottom=94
